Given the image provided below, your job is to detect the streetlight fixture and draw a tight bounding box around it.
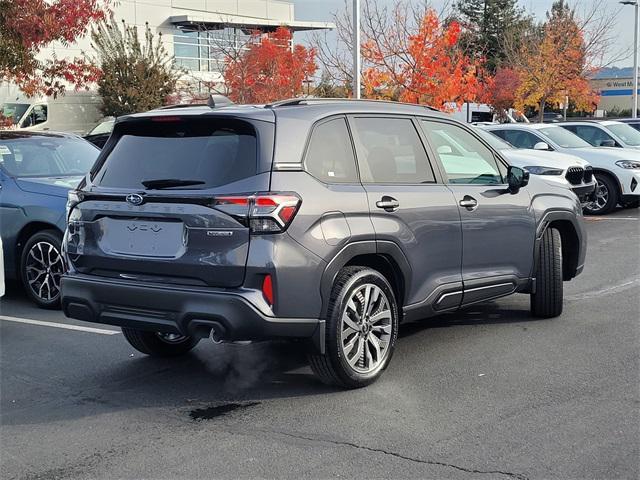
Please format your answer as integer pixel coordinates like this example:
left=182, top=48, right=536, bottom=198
left=353, top=0, right=361, bottom=99
left=621, top=0, right=639, bottom=118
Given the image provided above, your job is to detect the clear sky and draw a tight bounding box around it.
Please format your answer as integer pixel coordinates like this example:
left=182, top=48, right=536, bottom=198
left=291, top=0, right=636, bottom=68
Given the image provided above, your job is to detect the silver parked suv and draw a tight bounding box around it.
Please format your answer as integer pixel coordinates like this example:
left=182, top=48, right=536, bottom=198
left=61, top=98, right=586, bottom=388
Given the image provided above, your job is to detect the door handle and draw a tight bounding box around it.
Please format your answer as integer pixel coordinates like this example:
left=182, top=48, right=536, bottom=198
left=376, top=196, right=400, bottom=212
left=459, top=195, right=478, bottom=210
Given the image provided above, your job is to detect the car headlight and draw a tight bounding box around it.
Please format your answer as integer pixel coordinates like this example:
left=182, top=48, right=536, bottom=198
left=615, top=160, right=640, bottom=169
left=524, top=166, right=564, bottom=175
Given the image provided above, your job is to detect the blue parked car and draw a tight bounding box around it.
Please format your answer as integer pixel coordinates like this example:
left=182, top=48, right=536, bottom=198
left=0, top=131, right=99, bottom=307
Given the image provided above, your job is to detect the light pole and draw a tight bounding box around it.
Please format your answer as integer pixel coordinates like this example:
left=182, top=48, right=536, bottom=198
left=621, top=0, right=639, bottom=117
left=353, top=0, right=361, bottom=99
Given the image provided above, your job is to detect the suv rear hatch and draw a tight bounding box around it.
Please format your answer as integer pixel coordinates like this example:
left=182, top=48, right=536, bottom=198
left=66, top=114, right=273, bottom=288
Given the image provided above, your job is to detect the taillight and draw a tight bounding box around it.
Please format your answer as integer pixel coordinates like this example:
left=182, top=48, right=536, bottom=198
left=262, top=274, right=274, bottom=306
left=212, top=193, right=301, bottom=234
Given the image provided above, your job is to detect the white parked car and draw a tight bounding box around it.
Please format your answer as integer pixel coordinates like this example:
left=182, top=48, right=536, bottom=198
left=484, top=124, right=640, bottom=214
left=559, top=120, right=640, bottom=150
left=475, top=128, right=596, bottom=203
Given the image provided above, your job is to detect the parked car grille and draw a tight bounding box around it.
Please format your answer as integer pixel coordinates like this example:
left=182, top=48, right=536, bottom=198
left=565, top=167, right=585, bottom=185
left=583, top=166, right=593, bottom=183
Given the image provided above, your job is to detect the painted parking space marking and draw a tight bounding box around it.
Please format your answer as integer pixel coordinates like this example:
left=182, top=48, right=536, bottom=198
left=585, top=216, right=638, bottom=221
left=0, top=315, right=120, bottom=335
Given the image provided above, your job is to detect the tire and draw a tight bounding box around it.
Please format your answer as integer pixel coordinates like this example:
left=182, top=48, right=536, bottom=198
left=20, top=229, right=64, bottom=309
left=309, top=266, right=399, bottom=389
left=583, top=173, right=618, bottom=215
left=122, top=328, right=200, bottom=357
left=530, top=227, right=563, bottom=318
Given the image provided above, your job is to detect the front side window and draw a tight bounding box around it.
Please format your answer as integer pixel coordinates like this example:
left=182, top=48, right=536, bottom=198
left=94, top=118, right=257, bottom=189
left=539, top=127, right=590, bottom=148
left=21, top=105, right=48, bottom=128
left=0, top=136, right=98, bottom=177
left=351, top=117, right=435, bottom=184
left=422, top=121, right=503, bottom=185
left=304, top=117, right=358, bottom=183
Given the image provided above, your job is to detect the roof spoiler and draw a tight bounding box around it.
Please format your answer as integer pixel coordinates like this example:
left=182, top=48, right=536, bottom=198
left=208, top=94, right=234, bottom=109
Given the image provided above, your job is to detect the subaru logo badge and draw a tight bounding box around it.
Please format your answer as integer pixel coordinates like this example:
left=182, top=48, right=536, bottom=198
left=126, top=193, right=144, bottom=206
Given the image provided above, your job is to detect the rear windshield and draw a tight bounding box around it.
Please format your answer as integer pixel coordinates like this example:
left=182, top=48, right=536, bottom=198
left=94, top=118, right=258, bottom=189
left=0, top=136, right=98, bottom=177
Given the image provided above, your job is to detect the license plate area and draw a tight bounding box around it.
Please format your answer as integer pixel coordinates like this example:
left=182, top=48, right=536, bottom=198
left=98, top=217, right=185, bottom=258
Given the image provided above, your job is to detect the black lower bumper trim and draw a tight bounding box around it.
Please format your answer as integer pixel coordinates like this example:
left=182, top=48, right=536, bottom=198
left=572, top=184, right=596, bottom=202
left=61, top=275, right=320, bottom=342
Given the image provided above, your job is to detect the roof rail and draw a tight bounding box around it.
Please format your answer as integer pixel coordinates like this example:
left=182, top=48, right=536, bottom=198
left=264, top=97, right=442, bottom=112
left=207, top=94, right=234, bottom=108
left=155, top=103, right=207, bottom=110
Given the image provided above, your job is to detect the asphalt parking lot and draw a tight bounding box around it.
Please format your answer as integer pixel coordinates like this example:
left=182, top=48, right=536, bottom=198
left=1, top=209, right=639, bottom=480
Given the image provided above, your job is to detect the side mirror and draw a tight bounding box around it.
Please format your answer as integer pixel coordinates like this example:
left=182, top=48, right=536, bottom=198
left=437, top=145, right=453, bottom=155
left=600, top=139, right=616, bottom=147
left=533, top=141, right=550, bottom=151
left=507, top=165, right=529, bottom=194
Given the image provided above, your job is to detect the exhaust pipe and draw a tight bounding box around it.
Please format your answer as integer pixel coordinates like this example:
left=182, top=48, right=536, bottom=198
left=209, top=326, right=224, bottom=344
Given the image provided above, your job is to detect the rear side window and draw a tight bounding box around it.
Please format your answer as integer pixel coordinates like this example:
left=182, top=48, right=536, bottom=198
left=304, top=117, right=358, bottom=183
left=94, top=118, right=257, bottom=189
left=351, top=117, right=435, bottom=184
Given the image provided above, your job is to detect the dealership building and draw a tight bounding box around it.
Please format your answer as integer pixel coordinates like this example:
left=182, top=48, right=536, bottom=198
left=591, top=73, right=640, bottom=114
left=1, top=0, right=332, bottom=100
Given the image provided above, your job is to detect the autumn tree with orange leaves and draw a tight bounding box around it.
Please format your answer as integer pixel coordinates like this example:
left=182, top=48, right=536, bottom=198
left=224, top=27, right=317, bottom=104
left=0, top=0, right=110, bottom=97
left=361, top=8, right=483, bottom=109
left=508, top=1, right=600, bottom=121
left=313, top=1, right=485, bottom=109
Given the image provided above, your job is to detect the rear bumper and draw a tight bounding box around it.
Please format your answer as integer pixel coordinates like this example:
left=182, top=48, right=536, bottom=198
left=61, top=274, right=323, bottom=346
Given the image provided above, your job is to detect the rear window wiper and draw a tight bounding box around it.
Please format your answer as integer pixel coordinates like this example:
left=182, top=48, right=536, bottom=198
left=141, top=179, right=206, bottom=189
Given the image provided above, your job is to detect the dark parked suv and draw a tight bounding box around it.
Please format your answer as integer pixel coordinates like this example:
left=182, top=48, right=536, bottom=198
left=61, top=98, right=586, bottom=388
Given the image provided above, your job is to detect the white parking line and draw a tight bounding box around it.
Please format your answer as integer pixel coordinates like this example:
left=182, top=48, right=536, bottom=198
left=0, top=315, right=120, bottom=335
left=585, top=217, right=638, bottom=221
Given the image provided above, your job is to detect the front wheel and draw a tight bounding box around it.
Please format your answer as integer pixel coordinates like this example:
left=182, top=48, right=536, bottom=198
left=309, top=267, right=399, bottom=388
left=583, top=173, right=618, bottom=215
left=122, top=328, right=200, bottom=357
left=530, top=227, right=563, bottom=318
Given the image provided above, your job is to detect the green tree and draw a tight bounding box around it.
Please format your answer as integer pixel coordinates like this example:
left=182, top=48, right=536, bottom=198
left=90, top=17, right=182, bottom=116
left=453, top=0, right=532, bottom=73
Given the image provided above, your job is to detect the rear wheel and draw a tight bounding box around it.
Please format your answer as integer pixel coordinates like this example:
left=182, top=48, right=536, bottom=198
left=583, top=173, right=618, bottom=215
left=122, top=328, right=200, bottom=357
left=20, top=230, right=64, bottom=309
left=530, top=227, right=563, bottom=318
left=309, top=266, right=398, bottom=388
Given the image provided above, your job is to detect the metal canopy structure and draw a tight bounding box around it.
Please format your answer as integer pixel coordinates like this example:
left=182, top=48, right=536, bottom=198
left=169, top=14, right=334, bottom=33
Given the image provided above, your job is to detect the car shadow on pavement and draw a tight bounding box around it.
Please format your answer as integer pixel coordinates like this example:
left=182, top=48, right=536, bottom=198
left=2, top=292, right=539, bottom=427
left=399, top=299, right=538, bottom=338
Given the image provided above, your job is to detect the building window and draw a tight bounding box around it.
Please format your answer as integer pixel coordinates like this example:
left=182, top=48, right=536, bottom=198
left=173, top=28, right=255, bottom=73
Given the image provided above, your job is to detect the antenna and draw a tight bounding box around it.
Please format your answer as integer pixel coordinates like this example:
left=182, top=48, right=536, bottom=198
left=207, top=94, right=234, bottom=109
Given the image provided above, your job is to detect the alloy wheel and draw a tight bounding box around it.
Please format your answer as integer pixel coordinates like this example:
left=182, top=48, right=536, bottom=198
left=340, top=283, right=393, bottom=374
left=586, top=179, right=609, bottom=213
left=25, top=241, right=64, bottom=302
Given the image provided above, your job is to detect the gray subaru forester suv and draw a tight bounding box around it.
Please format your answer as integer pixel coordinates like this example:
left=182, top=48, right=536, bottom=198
left=61, top=98, right=586, bottom=388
